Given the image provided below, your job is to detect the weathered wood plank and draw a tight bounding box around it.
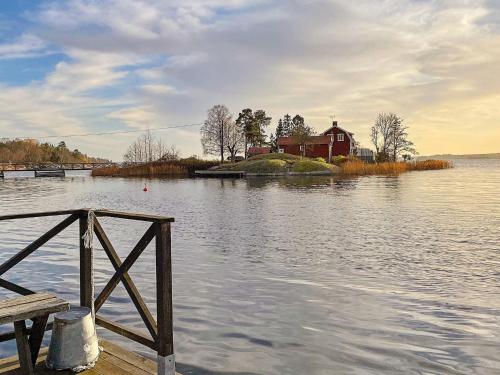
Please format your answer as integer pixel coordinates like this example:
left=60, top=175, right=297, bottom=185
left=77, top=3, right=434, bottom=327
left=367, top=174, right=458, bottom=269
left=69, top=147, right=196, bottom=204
left=100, top=340, right=157, bottom=374
left=99, top=352, right=152, bottom=375
left=28, top=315, right=49, bottom=365
left=156, top=222, right=174, bottom=358
left=94, top=210, right=174, bottom=223
left=80, top=213, right=93, bottom=313
left=0, top=293, right=55, bottom=309
left=13, top=321, right=33, bottom=374
left=0, top=293, right=68, bottom=325
left=0, top=339, right=183, bottom=375
left=0, top=210, right=81, bottom=222
left=0, top=278, right=35, bottom=296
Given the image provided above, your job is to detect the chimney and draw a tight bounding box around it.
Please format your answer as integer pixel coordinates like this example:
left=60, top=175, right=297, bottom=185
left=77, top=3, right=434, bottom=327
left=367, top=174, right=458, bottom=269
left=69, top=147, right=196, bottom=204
left=332, top=120, right=338, bottom=127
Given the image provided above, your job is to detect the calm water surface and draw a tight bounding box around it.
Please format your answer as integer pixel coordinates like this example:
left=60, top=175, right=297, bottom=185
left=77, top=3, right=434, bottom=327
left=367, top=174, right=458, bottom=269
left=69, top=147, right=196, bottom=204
left=0, top=160, right=499, bottom=374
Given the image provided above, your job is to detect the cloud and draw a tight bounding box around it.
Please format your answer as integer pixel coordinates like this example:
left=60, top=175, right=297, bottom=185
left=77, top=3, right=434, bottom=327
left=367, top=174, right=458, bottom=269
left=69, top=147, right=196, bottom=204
left=140, top=84, right=177, bottom=95
left=106, top=106, right=159, bottom=129
left=0, top=34, right=49, bottom=59
left=0, top=0, right=499, bottom=159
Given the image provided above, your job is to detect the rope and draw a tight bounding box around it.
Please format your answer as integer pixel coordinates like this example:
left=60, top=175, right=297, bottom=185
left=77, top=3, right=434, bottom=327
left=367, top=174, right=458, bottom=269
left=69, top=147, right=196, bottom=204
left=81, top=210, right=96, bottom=318
left=81, top=210, right=95, bottom=250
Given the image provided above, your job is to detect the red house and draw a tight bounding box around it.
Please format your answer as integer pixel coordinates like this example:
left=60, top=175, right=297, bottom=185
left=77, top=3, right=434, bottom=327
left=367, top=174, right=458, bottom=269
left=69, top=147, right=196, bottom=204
left=247, top=146, right=271, bottom=157
left=277, top=121, right=355, bottom=162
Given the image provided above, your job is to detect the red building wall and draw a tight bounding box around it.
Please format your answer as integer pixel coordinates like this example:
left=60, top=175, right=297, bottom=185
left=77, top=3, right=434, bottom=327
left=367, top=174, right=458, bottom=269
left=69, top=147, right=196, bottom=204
left=280, top=144, right=330, bottom=159
left=278, top=126, right=353, bottom=159
left=324, top=128, right=351, bottom=156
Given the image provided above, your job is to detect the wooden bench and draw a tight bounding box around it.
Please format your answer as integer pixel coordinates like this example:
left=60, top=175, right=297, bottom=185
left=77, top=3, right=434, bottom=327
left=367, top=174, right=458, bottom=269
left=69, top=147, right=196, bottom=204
left=0, top=293, right=69, bottom=374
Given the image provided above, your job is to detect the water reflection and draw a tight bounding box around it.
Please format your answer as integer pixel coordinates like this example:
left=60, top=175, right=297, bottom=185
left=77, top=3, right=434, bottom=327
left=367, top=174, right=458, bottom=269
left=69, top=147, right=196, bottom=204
left=0, top=160, right=499, bottom=374
left=243, top=175, right=362, bottom=191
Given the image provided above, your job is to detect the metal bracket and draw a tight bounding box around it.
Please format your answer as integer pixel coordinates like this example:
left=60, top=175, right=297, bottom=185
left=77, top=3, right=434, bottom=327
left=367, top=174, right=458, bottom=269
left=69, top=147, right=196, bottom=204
left=157, top=354, right=175, bottom=375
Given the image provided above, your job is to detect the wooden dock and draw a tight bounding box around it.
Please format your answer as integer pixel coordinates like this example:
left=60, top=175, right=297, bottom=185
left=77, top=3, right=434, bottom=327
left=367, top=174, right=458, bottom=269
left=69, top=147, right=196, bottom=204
left=0, top=339, right=180, bottom=374
left=194, top=170, right=245, bottom=178
left=0, top=209, right=178, bottom=375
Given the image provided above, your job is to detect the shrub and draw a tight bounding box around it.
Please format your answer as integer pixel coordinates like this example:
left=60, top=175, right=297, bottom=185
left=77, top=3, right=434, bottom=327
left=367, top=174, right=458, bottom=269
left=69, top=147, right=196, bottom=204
left=331, top=155, right=348, bottom=166
left=313, top=157, right=326, bottom=163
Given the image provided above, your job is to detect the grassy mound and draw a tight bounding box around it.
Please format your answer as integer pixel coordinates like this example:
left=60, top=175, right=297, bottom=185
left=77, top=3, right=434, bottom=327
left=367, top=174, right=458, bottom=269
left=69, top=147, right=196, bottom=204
left=248, top=153, right=302, bottom=161
left=222, top=159, right=288, bottom=173
left=291, top=160, right=338, bottom=173
left=219, top=153, right=338, bottom=174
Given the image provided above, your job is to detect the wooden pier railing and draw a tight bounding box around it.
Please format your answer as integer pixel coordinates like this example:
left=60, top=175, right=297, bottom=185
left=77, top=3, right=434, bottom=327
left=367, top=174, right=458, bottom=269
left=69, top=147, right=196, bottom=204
left=0, top=209, right=176, bottom=375
left=0, top=162, right=118, bottom=172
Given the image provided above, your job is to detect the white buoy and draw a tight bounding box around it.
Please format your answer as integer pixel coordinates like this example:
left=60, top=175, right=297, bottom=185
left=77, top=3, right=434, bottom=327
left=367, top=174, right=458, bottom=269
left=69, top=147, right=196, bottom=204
left=46, top=306, right=100, bottom=372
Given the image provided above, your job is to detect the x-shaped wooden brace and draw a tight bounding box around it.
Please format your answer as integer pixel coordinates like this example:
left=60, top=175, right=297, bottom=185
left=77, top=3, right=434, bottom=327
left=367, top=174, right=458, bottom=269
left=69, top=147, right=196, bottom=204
left=93, top=218, right=158, bottom=341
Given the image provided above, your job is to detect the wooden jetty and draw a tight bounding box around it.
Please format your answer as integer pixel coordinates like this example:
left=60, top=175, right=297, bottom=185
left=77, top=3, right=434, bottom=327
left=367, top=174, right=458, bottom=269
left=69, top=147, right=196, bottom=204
left=34, top=170, right=65, bottom=178
left=0, top=162, right=117, bottom=172
left=194, top=170, right=245, bottom=178
left=0, top=209, right=178, bottom=375
left=0, top=339, right=181, bottom=374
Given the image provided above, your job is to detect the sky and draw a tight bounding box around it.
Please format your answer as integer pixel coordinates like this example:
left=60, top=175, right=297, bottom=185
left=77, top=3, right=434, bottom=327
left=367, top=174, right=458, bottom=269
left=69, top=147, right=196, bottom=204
left=0, top=0, right=499, bottom=160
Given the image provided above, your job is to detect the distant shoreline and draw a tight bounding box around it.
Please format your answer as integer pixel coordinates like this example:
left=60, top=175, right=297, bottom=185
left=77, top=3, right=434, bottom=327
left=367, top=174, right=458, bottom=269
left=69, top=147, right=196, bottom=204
left=419, top=153, right=500, bottom=160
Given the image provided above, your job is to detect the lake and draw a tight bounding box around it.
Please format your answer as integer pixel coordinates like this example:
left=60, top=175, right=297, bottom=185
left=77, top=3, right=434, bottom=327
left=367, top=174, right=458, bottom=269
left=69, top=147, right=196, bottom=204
left=0, top=159, right=499, bottom=375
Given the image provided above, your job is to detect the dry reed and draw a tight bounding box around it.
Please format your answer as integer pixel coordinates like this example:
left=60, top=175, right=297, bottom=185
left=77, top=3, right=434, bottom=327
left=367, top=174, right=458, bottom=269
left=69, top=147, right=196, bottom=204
left=340, top=159, right=452, bottom=176
left=91, top=159, right=218, bottom=177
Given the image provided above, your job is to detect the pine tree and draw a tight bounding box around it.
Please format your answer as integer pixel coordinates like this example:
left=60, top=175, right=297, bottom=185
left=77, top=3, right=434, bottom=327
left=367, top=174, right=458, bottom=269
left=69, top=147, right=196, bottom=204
left=253, top=110, right=271, bottom=146
left=272, top=119, right=285, bottom=152
left=269, top=133, right=277, bottom=152
left=282, top=114, right=292, bottom=136
left=236, top=108, right=272, bottom=156
left=289, top=114, right=314, bottom=156
left=291, top=114, right=305, bottom=132
left=236, top=108, right=254, bottom=158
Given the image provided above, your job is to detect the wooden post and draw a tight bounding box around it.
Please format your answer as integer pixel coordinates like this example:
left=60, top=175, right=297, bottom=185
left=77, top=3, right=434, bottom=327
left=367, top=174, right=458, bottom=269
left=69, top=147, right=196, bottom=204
left=14, top=320, right=34, bottom=374
left=155, top=222, right=175, bottom=375
left=80, top=210, right=94, bottom=315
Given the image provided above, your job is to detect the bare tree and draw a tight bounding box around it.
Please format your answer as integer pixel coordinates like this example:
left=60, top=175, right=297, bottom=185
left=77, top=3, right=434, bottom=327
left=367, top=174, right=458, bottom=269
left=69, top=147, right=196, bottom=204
left=123, top=130, right=178, bottom=163
left=225, top=120, right=245, bottom=162
left=200, top=105, right=233, bottom=163
left=388, top=116, right=416, bottom=161
left=159, top=145, right=179, bottom=161
left=144, top=129, right=154, bottom=162
left=371, top=113, right=416, bottom=161
left=371, top=113, right=396, bottom=162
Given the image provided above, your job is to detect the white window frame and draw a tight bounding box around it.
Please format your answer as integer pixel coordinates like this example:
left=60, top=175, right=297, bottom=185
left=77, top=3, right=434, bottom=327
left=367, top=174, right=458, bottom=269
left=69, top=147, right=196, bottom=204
left=278, top=148, right=284, bottom=153
left=299, top=145, right=305, bottom=151
left=337, top=133, right=344, bottom=142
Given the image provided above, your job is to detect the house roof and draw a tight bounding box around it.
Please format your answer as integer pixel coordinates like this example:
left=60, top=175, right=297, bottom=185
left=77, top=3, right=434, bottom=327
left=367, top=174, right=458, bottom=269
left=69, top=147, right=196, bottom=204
left=248, top=146, right=271, bottom=154
left=321, top=125, right=354, bottom=137
left=277, top=135, right=332, bottom=146
left=321, top=124, right=355, bottom=145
